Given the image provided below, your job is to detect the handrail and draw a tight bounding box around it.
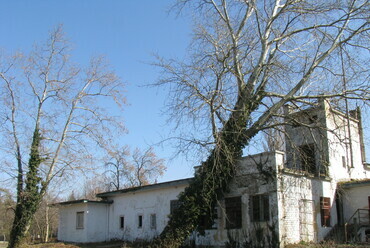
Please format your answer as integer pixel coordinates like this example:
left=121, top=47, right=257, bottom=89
left=346, top=208, right=370, bottom=225
left=344, top=208, right=370, bottom=243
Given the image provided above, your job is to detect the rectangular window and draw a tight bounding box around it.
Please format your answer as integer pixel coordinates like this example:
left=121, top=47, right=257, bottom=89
left=342, top=156, right=347, bottom=168
left=150, top=214, right=157, bottom=229
left=250, top=194, right=270, bottom=222
left=138, top=215, right=143, bottom=228
left=199, top=207, right=218, bottom=230
left=320, top=197, right=331, bottom=227
left=225, top=196, right=242, bottom=229
left=120, top=216, right=124, bottom=229
left=299, top=144, right=316, bottom=174
left=76, top=211, right=84, bottom=229
left=170, top=200, right=181, bottom=214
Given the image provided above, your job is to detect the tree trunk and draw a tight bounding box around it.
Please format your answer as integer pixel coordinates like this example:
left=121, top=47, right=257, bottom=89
left=44, top=204, right=49, bottom=243
left=8, top=128, right=44, bottom=248
left=7, top=199, right=40, bottom=248
left=152, top=101, right=257, bottom=247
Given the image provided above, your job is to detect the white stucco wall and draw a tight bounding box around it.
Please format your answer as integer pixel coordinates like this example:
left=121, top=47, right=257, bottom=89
left=56, top=104, right=370, bottom=246
left=196, top=151, right=283, bottom=247
left=58, top=203, right=88, bottom=243
left=342, top=183, right=370, bottom=222
left=105, top=182, right=189, bottom=241
left=86, top=204, right=110, bottom=242
left=57, top=202, right=110, bottom=243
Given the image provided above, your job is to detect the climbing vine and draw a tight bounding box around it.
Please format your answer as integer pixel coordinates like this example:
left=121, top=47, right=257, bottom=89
left=151, top=107, right=257, bottom=247
left=8, top=128, right=45, bottom=248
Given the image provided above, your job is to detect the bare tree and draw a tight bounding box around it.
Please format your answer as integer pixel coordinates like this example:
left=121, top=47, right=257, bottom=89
left=105, top=146, right=166, bottom=189
left=0, top=25, right=126, bottom=248
left=128, top=147, right=166, bottom=187
left=81, top=176, right=111, bottom=200
left=28, top=192, right=60, bottom=243
left=104, top=145, right=130, bottom=190
left=152, top=0, right=370, bottom=247
left=0, top=189, right=15, bottom=242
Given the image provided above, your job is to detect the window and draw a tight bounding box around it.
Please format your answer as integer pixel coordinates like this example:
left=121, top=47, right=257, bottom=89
left=150, top=214, right=157, bottom=229
left=342, top=156, right=347, bottom=168
left=120, top=216, right=125, bottom=229
left=170, top=200, right=181, bottom=214
left=138, top=215, right=143, bottom=228
left=199, top=207, right=218, bottom=230
left=225, top=197, right=242, bottom=229
left=299, top=144, right=316, bottom=174
left=76, top=211, right=84, bottom=229
left=250, top=194, right=270, bottom=222
left=320, top=197, right=331, bottom=227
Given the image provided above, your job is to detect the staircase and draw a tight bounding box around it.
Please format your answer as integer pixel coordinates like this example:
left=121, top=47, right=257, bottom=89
left=345, top=208, right=370, bottom=243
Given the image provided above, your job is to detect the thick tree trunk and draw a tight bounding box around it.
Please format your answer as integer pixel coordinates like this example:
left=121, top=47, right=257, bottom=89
left=7, top=198, right=41, bottom=248
left=8, top=128, right=44, bottom=248
left=152, top=100, right=258, bottom=247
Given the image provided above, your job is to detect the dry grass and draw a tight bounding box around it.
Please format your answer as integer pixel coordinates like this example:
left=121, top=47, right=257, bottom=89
left=25, top=242, right=126, bottom=248
left=0, top=241, right=368, bottom=248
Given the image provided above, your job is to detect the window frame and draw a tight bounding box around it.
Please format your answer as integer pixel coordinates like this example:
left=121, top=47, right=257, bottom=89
left=250, top=194, right=270, bottom=222
left=119, top=216, right=125, bottom=229
left=298, top=143, right=316, bottom=174
left=170, top=200, right=181, bottom=215
left=138, top=214, right=143, bottom=228
left=76, top=211, right=84, bottom=229
left=150, top=213, right=157, bottom=229
left=225, top=196, right=242, bottom=229
left=320, top=197, right=331, bottom=227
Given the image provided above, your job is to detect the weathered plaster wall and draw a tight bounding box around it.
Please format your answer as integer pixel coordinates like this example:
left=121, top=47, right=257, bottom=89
left=86, top=204, right=109, bottom=242
left=58, top=203, right=110, bottom=243
left=105, top=183, right=188, bottom=241
left=277, top=174, right=337, bottom=245
left=195, top=152, right=283, bottom=247
left=58, top=204, right=88, bottom=243
left=342, top=184, right=370, bottom=221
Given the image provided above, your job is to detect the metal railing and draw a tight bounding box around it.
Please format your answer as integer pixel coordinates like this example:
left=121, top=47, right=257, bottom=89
left=344, top=208, right=370, bottom=243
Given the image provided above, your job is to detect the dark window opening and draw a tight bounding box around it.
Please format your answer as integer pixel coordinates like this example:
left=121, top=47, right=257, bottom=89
left=76, top=211, right=84, bottom=229
left=299, top=144, right=316, bottom=174
left=138, top=215, right=143, bottom=228
left=225, top=197, right=242, bottom=229
left=120, top=216, right=124, bottom=229
left=170, top=200, right=181, bottom=215
left=199, top=207, right=218, bottom=230
left=150, top=214, right=156, bottom=229
left=251, top=194, right=270, bottom=222
left=320, top=197, right=331, bottom=227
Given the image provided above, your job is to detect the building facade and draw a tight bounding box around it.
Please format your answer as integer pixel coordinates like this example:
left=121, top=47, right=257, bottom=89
left=55, top=101, right=370, bottom=246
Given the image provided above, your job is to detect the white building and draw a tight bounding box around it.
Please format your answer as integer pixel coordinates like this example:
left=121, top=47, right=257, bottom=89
left=55, top=101, right=370, bottom=246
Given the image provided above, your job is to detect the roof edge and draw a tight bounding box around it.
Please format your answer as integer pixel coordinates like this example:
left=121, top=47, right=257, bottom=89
left=51, top=199, right=113, bottom=207
left=339, top=179, right=370, bottom=189
left=96, top=177, right=193, bottom=198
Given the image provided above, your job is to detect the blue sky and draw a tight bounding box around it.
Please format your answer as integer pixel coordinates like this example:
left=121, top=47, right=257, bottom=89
left=0, top=0, right=195, bottom=183
left=2, top=1, right=370, bottom=189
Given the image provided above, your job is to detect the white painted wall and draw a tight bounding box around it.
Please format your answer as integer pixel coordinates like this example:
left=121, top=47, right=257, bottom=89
left=196, top=151, right=282, bottom=247
left=58, top=203, right=88, bottom=243
left=56, top=103, right=370, bottom=246
left=342, top=184, right=370, bottom=221
left=105, top=182, right=189, bottom=241
left=86, top=204, right=109, bottom=242
left=57, top=202, right=110, bottom=243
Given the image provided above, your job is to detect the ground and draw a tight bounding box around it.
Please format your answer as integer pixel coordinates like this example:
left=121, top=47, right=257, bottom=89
left=0, top=241, right=369, bottom=248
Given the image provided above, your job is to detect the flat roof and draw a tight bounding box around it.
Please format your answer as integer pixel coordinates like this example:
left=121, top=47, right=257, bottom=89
left=96, top=177, right=193, bottom=198
left=339, top=179, right=370, bottom=189
left=52, top=199, right=113, bottom=206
